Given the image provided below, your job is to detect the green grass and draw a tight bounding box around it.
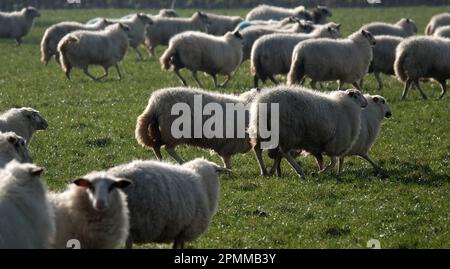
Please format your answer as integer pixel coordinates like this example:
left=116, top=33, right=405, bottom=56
left=0, top=7, right=449, bottom=249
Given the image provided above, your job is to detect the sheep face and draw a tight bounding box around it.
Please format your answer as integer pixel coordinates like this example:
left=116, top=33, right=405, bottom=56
left=6, top=160, right=44, bottom=184
left=193, top=11, right=210, bottom=27
left=327, top=26, right=341, bottom=38
left=346, top=89, right=368, bottom=108
left=73, top=174, right=131, bottom=211
left=371, top=95, right=392, bottom=118
left=24, top=7, right=40, bottom=18
left=398, top=18, right=418, bottom=34
left=0, top=133, right=32, bottom=163
left=361, top=30, right=376, bottom=46
left=137, top=13, right=153, bottom=26
left=299, top=20, right=315, bottom=32
left=118, top=23, right=133, bottom=39
left=21, top=108, right=48, bottom=131
left=317, top=6, right=332, bottom=17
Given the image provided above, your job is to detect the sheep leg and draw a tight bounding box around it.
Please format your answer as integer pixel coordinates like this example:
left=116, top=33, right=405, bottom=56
left=192, top=71, right=204, bottom=88
left=115, top=64, right=123, bottom=80
left=359, top=77, right=364, bottom=90
left=284, top=151, right=306, bottom=178
left=254, top=147, right=269, bottom=176
left=318, top=156, right=337, bottom=174
left=219, top=75, right=232, bottom=88
left=268, top=75, right=279, bottom=85
left=64, top=66, right=72, bottom=80
left=172, top=240, right=184, bottom=249
left=438, top=79, right=447, bottom=99
left=125, top=236, right=133, bottom=249
left=374, top=72, right=383, bottom=91
left=211, top=74, right=218, bottom=88
left=359, top=154, right=381, bottom=174
left=96, top=67, right=109, bottom=80
left=174, top=68, right=188, bottom=86
left=352, top=82, right=363, bottom=92
left=253, top=76, right=259, bottom=88
left=15, top=37, right=22, bottom=47
left=269, top=155, right=282, bottom=177
left=314, top=153, right=325, bottom=170
left=221, top=155, right=232, bottom=170
left=338, top=157, right=345, bottom=174
left=310, top=80, right=317, bottom=90
left=146, top=45, right=155, bottom=57
left=83, top=68, right=101, bottom=81
left=134, top=47, right=144, bottom=61
left=153, top=146, right=163, bottom=160
left=165, top=147, right=184, bottom=164
left=338, top=80, right=345, bottom=91
left=412, top=79, right=428, bottom=100
left=401, top=79, right=412, bottom=100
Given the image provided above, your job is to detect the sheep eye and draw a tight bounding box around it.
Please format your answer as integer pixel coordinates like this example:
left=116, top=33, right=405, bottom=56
left=382, top=100, right=385, bottom=104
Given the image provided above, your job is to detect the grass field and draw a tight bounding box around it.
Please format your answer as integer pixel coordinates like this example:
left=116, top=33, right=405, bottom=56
left=0, top=6, right=449, bottom=249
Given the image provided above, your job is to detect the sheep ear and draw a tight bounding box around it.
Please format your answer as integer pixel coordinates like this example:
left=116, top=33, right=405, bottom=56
left=336, top=24, right=341, bottom=30
left=73, top=178, right=91, bottom=188
left=406, top=18, right=410, bottom=23
left=31, top=167, right=44, bottom=177
left=372, top=96, right=379, bottom=103
left=233, top=30, right=243, bottom=39
left=113, top=179, right=132, bottom=189
left=7, top=135, right=18, bottom=144
left=361, top=30, right=367, bottom=36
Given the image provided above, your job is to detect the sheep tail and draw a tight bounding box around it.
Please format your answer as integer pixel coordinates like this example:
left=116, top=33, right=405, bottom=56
left=40, top=31, right=51, bottom=65
left=251, top=54, right=266, bottom=81
left=160, top=43, right=177, bottom=70
left=135, top=103, right=163, bottom=149
left=394, top=49, right=408, bottom=82
left=287, top=53, right=304, bottom=86
left=58, top=36, right=78, bottom=73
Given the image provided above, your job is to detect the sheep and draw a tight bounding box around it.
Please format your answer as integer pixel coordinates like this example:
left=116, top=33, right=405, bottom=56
left=251, top=24, right=341, bottom=87
left=425, top=13, right=450, bottom=35
left=248, top=87, right=368, bottom=178
left=57, top=23, right=131, bottom=81
left=0, top=132, right=32, bottom=168
left=288, top=30, right=376, bottom=91
left=106, top=158, right=225, bottom=249
left=158, top=9, right=178, bottom=18
left=0, top=107, right=48, bottom=144
left=135, top=87, right=261, bottom=169
left=144, top=12, right=209, bottom=57
left=246, top=5, right=332, bottom=24
left=204, top=12, right=243, bottom=36
left=0, top=6, right=40, bottom=46
left=49, top=172, right=131, bottom=249
left=0, top=161, right=55, bottom=249
left=360, top=18, right=417, bottom=38
left=394, top=36, right=450, bottom=100
left=434, top=26, right=450, bottom=38
left=236, top=16, right=300, bottom=31
left=160, top=30, right=243, bottom=88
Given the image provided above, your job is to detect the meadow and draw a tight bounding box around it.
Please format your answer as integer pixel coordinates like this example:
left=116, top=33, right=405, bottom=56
left=0, top=6, right=449, bottom=248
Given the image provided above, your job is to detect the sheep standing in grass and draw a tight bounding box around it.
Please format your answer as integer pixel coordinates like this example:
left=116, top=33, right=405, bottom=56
left=0, top=132, right=32, bottom=167
left=57, top=23, right=131, bottom=81
left=107, top=158, right=224, bottom=249
left=251, top=24, right=341, bottom=87
left=288, top=30, right=376, bottom=90
left=248, top=87, right=367, bottom=178
left=205, top=12, right=243, bottom=36
left=135, top=87, right=261, bottom=169
left=0, top=107, right=48, bottom=144
left=434, top=26, right=450, bottom=38
left=160, top=31, right=243, bottom=88
left=144, top=12, right=209, bottom=56
left=425, top=13, right=450, bottom=35
left=49, top=172, right=131, bottom=249
left=0, top=7, right=40, bottom=46
left=394, top=36, right=450, bottom=100
left=0, top=161, right=55, bottom=249
left=361, top=18, right=417, bottom=37
left=246, top=5, right=332, bottom=24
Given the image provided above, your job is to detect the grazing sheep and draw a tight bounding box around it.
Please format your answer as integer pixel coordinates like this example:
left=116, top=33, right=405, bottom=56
left=160, top=30, right=243, bottom=88
left=0, top=132, right=32, bottom=168
left=57, top=23, right=131, bottom=81
left=0, top=107, right=48, bottom=144
left=425, top=13, right=450, bottom=35
left=0, top=161, right=54, bottom=249
left=158, top=9, right=178, bottom=18
left=49, top=172, right=131, bottom=249
left=205, top=12, right=243, bottom=36
left=361, top=18, right=417, bottom=37
left=0, top=6, right=40, bottom=46
left=107, top=158, right=225, bottom=249
left=288, top=30, right=376, bottom=91
left=144, top=12, right=209, bottom=56
left=394, top=36, right=450, bottom=100
left=246, top=5, right=332, bottom=24
left=251, top=24, right=341, bottom=87
left=135, top=87, right=261, bottom=169
left=248, top=87, right=367, bottom=177
left=434, top=26, right=450, bottom=38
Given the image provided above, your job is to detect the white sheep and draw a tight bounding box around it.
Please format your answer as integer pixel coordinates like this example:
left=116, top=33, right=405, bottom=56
left=49, top=172, right=131, bottom=249
left=144, top=12, right=209, bottom=56
left=425, top=13, right=450, bottom=35
left=360, top=18, right=417, bottom=37
left=251, top=24, right=341, bottom=87
left=158, top=9, right=178, bottom=18
left=394, top=36, right=450, bottom=100
left=106, top=158, right=225, bottom=249
left=288, top=30, right=376, bottom=91
left=0, top=107, right=48, bottom=144
left=160, top=31, right=243, bottom=88
left=246, top=5, right=332, bottom=24
left=0, top=6, right=40, bottom=46
left=236, top=16, right=300, bottom=31
left=248, top=87, right=368, bottom=177
left=434, top=26, right=450, bottom=38
left=113, top=14, right=153, bottom=60
left=57, top=23, right=131, bottom=81
left=135, top=87, right=261, bottom=169
left=204, top=12, right=243, bottom=36
left=0, top=132, right=32, bottom=168
left=0, top=161, right=55, bottom=249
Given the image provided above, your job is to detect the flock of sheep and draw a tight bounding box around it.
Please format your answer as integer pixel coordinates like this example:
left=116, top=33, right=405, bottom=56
left=0, top=4, right=448, bottom=249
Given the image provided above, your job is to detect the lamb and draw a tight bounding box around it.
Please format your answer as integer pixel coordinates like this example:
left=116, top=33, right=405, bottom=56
left=204, top=12, right=243, bottom=36
left=106, top=158, right=225, bottom=249
left=144, top=12, right=209, bottom=56
left=360, top=18, right=417, bottom=37
left=394, top=36, right=450, bottom=100
left=57, top=23, right=131, bottom=81
left=248, top=87, right=368, bottom=178
left=434, top=26, right=450, bottom=38
left=251, top=24, right=341, bottom=87
left=246, top=5, right=332, bottom=24
left=0, top=161, right=55, bottom=249
left=288, top=30, right=376, bottom=91
left=160, top=30, right=243, bottom=88
left=0, top=6, right=40, bottom=46
left=135, top=87, right=261, bottom=169
left=49, top=172, right=131, bottom=249
left=0, top=132, right=32, bottom=168
left=425, top=13, right=450, bottom=35
left=0, top=107, right=48, bottom=144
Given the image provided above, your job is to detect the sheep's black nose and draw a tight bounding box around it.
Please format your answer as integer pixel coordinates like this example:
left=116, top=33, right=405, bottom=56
left=385, top=111, right=392, bottom=118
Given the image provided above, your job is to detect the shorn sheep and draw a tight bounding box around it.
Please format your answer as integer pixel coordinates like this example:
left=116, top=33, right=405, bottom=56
left=434, top=26, right=450, bottom=38
left=0, top=6, right=40, bottom=46
left=246, top=5, right=332, bottom=24
left=251, top=24, right=341, bottom=87
left=248, top=87, right=368, bottom=178
left=205, top=12, right=244, bottom=36
left=360, top=18, right=417, bottom=37
left=394, top=36, right=450, bottom=100
left=144, top=12, right=209, bottom=57
left=0, top=161, right=55, bottom=249
left=0, top=132, right=32, bottom=168
left=57, top=23, right=131, bottom=81
left=135, top=87, right=261, bottom=169
left=425, top=13, right=450, bottom=35
left=160, top=31, right=243, bottom=88
left=288, top=30, right=376, bottom=91
left=40, top=19, right=113, bottom=65
left=0, top=108, right=48, bottom=144
left=49, top=172, right=131, bottom=249
left=107, top=158, right=225, bottom=249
